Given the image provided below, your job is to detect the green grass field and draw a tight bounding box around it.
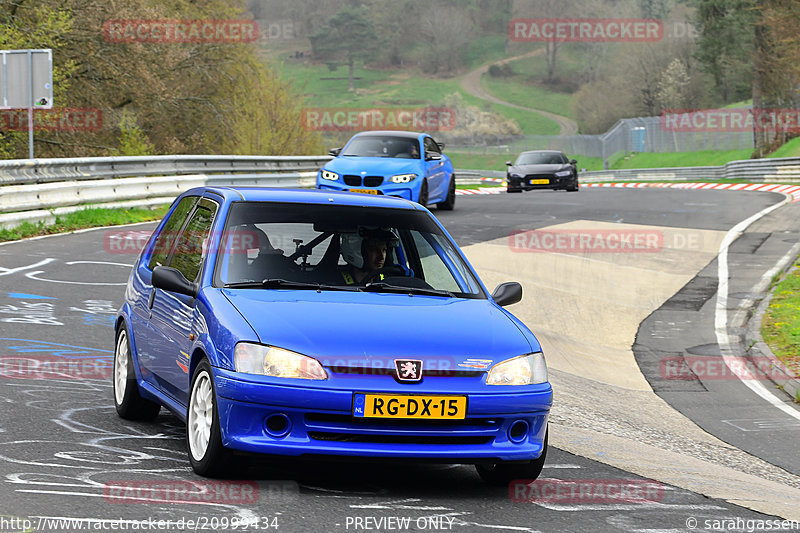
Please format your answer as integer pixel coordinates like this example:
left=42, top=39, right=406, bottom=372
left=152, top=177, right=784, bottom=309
left=768, top=137, right=800, bottom=158
left=0, top=205, right=169, bottom=242
left=482, top=76, right=573, bottom=118
left=762, top=261, right=800, bottom=396
left=446, top=149, right=760, bottom=173
left=612, top=150, right=753, bottom=169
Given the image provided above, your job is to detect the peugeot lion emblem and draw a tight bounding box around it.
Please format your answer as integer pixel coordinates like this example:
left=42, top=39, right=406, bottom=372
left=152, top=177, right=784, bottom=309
left=395, top=359, right=423, bottom=382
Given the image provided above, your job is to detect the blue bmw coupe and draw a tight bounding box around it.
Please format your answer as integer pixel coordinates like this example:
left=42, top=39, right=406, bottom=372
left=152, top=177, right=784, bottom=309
left=315, top=131, right=456, bottom=210
left=114, top=187, right=550, bottom=483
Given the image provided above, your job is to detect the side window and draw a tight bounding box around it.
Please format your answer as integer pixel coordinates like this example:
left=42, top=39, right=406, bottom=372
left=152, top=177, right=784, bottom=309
left=424, top=137, right=440, bottom=157
left=167, top=198, right=219, bottom=282
left=148, top=196, right=198, bottom=270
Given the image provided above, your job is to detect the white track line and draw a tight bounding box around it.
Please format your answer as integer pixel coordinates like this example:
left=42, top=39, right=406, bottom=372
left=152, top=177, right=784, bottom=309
left=714, top=194, right=800, bottom=421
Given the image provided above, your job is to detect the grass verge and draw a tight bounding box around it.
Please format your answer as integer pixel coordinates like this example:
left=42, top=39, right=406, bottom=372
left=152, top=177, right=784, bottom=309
left=613, top=150, right=753, bottom=169
left=482, top=75, right=573, bottom=118
left=0, top=205, right=169, bottom=243
left=761, top=261, right=800, bottom=384
left=768, top=137, right=800, bottom=158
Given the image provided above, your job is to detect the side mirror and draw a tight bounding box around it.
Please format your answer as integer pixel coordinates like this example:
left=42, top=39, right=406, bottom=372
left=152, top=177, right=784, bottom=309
left=491, top=282, right=522, bottom=307
left=570, top=159, right=577, bottom=165
left=152, top=266, right=197, bottom=298
left=329, top=147, right=341, bottom=156
left=505, top=161, right=513, bottom=166
left=425, top=152, right=442, bottom=161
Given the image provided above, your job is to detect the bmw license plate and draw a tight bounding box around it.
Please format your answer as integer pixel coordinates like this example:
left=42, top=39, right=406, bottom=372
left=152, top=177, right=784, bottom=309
left=353, top=394, right=467, bottom=419
left=349, top=188, right=379, bottom=195
left=529, top=179, right=550, bottom=185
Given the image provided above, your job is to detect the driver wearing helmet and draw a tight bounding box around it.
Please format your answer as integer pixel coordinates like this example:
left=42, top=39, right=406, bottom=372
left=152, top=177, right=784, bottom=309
left=339, top=227, right=399, bottom=285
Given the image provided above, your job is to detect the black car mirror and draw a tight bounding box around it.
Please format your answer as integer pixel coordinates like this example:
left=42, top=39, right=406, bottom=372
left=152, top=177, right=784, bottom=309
left=329, top=147, right=341, bottom=156
left=426, top=152, right=442, bottom=161
left=152, top=266, right=197, bottom=298
left=491, top=282, right=522, bottom=307
left=505, top=161, right=513, bottom=166
left=570, top=159, right=577, bottom=165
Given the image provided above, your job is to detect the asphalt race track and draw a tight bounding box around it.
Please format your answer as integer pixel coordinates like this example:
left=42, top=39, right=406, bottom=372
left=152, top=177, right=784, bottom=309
left=1, top=186, right=800, bottom=532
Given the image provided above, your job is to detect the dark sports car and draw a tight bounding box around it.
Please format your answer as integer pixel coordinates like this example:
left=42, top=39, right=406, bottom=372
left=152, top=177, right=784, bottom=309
left=506, top=150, right=579, bottom=192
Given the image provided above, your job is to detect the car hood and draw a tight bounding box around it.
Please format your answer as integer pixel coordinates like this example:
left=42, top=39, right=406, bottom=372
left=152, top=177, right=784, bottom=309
left=326, top=156, right=420, bottom=177
left=221, top=289, right=537, bottom=371
left=509, top=163, right=568, bottom=174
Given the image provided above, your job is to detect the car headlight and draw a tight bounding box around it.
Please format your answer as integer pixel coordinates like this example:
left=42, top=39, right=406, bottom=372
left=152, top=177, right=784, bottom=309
left=234, top=343, right=327, bottom=380
left=320, top=169, right=339, bottom=181
left=486, top=353, right=547, bottom=385
left=390, top=173, right=416, bottom=184
left=508, top=173, right=523, bottom=179
left=554, top=170, right=572, bottom=177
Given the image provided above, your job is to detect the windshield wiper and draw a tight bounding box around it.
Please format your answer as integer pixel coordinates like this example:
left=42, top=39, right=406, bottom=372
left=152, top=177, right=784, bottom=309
left=223, top=279, right=357, bottom=292
left=360, top=282, right=454, bottom=298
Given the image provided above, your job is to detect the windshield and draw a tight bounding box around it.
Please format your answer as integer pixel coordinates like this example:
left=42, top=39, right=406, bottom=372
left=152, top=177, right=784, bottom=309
left=515, top=152, right=567, bottom=165
left=214, top=202, right=485, bottom=299
left=340, top=136, right=421, bottom=159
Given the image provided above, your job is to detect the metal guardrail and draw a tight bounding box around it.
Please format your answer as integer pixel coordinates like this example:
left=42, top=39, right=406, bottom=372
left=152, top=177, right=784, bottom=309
left=1, top=155, right=799, bottom=230
left=457, top=158, right=800, bottom=184
left=0, top=155, right=332, bottom=229
left=0, top=155, right=332, bottom=186
left=581, top=157, right=800, bottom=183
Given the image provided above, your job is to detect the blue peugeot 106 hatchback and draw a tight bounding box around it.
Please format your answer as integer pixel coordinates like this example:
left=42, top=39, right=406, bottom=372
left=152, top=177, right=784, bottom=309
left=114, top=187, right=551, bottom=483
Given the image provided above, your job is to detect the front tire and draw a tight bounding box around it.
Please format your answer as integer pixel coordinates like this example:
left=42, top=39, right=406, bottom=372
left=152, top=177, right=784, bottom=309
left=437, top=176, right=456, bottom=210
left=187, top=359, right=231, bottom=477
left=567, top=178, right=579, bottom=192
left=417, top=179, right=429, bottom=206
left=476, top=429, right=548, bottom=486
left=113, top=327, right=160, bottom=421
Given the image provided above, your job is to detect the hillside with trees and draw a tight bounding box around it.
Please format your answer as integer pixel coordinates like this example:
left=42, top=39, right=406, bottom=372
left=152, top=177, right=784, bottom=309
left=0, top=0, right=322, bottom=159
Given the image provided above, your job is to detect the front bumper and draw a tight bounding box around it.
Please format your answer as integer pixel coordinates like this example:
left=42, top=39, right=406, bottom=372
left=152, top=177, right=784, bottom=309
left=317, top=182, right=415, bottom=201
left=507, top=175, right=574, bottom=191
left=214, top=367, right=552, bottom=462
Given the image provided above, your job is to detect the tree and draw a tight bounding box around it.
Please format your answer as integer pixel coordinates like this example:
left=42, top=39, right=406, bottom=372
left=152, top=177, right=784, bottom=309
left=688, top=0, right=755, bottom=103
left=418, top=4, right=474, bottom=75
left=638, top=0, right=670, bottom=19
left=656, top=59, right=691, bottom=110
left=753, top=0, right=800, bottom=153
left=0, top=0, right=322, bottom=158
left=309, top=6, right=377, bottom=91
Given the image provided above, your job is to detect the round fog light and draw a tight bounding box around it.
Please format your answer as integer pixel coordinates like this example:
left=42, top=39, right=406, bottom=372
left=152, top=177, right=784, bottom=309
left=264, top=413, right=292, bottom=438
left=508, top=420, right=529, bottom=444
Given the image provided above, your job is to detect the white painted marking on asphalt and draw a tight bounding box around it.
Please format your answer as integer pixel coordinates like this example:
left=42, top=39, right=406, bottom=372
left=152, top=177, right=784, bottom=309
left=350, top=497, right=453, bottom=510
left=532, top=503, right=727, bottom=511
left=420, top=513, right=542, bottom=532
left=722, top=418, right=800, bottom=431
left=714, top=196, right=800, bottom=422
left=0, top=258, right=56, bottom=277
left=66, top=260, right=134, bottom=267
left=24, top=271, right=127, bottom=286
left=542, top=463, right=582, bottom=469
